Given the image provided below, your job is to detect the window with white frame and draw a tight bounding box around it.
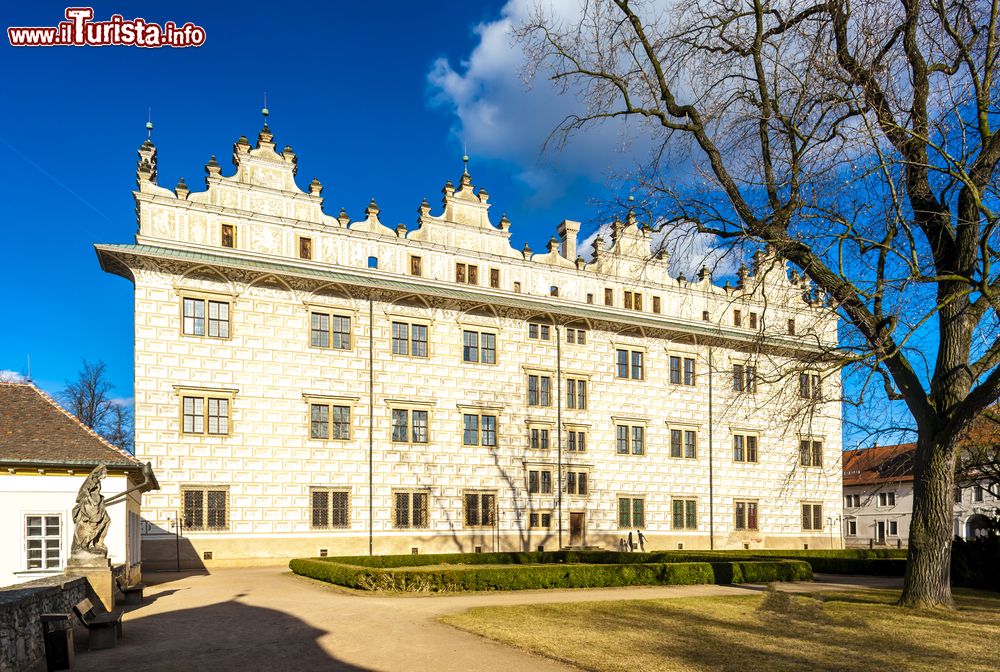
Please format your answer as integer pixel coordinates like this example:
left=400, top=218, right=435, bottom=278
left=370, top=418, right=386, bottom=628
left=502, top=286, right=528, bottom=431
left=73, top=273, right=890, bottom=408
left=845, top=494, right=861, bottom=508
left=886, top=520, right=899, bottom=536
left=182, top=297, right=231, bottom=338
left=733, top=433, right=758, bottom=463
left=877, top=492, right=896, bottom=507
left=391, top=408, right=429, bottom=443
left=25, top=515, right=61, bottom=570
left=669, top=427, right=698, bottom=459
left=462, top=330, right=497, bottom=364
left=391, top=321, right=428, bottom=357
left=462, top=413, right=497, bottom=447
left=310, top=488, right=349, bottom=529
left=846, top=519, right=857, bottom=536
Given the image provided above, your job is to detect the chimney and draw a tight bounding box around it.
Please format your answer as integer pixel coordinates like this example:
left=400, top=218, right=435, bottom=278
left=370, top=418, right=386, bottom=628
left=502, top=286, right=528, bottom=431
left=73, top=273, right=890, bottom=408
left=557, top=220, right=581, bottom=261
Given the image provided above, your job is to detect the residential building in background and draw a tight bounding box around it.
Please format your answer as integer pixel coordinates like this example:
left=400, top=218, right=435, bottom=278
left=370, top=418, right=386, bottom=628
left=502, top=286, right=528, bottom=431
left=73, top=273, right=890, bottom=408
left=842, top=442, right=997, bottom=547
left=0, top=383, right=157, bottom=586
left=96, top=121, right=842, bottom=569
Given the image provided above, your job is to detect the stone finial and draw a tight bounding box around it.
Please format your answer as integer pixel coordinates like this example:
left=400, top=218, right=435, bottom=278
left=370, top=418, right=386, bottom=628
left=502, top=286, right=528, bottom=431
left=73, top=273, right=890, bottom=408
left=136, top=138, right=157, bottom=186
left=338, top=208, right=350, bottom=227
left=626, top=208, right=638, bottom=229
left=723, top=280, right=733, bottom=293
left=547, top=236, right=560, bottom=253
left=236, top=135, right=250, bottom=146
left=752, top=248, right=766, bottom=274
left=309, top=178, right=323, bottom=197
left=205, top=154, right=221, bottom=178
left=522, top=243, right=533, bottom=260
left=575, top=256, right=586, bottom=270
left=395, top=223, right=407, bottom=237
left=257, top=124, right=274, bottom=148
left=418, top=197, right=430, bottom=218
left=592, top=235, right=607, bottom=260
left=677, top=272, right=687, bottom=283
left=175, top=177, right=189, bottom=199
left=478, top=187, right=489, bottom=204
left=736, top=264, right=749, bottom=289
left=789, top=270, right=801, bottom=285
left=442, top=179, right=455, bottom=198
left=698, top=265, right=711, bottom=282
left=366, top=198, right=380, bottom=218
left=498, top=213, right=511, bottom=232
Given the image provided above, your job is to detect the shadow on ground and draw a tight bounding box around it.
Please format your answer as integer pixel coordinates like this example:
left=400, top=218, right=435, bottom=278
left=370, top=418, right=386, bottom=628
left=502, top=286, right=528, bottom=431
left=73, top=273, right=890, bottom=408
left=73, top=598, right=369, bottom=671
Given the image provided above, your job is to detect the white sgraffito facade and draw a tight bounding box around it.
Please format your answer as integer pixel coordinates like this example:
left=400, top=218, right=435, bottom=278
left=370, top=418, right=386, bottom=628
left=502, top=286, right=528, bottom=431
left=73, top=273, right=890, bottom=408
left=97, top=124, right=844, bottom=568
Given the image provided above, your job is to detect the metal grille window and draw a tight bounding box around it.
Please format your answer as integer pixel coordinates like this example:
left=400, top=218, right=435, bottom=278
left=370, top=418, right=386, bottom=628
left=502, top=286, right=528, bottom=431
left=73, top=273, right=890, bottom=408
left=393, top=491, right=429, bottom=528
left=732, top=364, right=757, bottom=393
left=565, top=471, right=589, bottom=495
left=530, top=428, right=550, bottom=450
left=618, top=497, right=645, bottom=528
left=733, top=434, right=758, bottom=463
left=528, top=470, right=553, bottom=494
left=183, top=298, right=230, bottom=338
left=311, top=489, right=349, bottom=529
left=672, top=499, right=698, bottom=529
left=567, top=430, right=586, bottom=452
left=799, top=439, right=823, bottom=467
left=670, top=429, right=697, bottom=458
left=183, top=488, right=228, bottom=530
left=734, top=500, right=759, bottom=530
left=527, top=375, right=552, bottom=406
left=183, top=396, right=230, bottom=435
left=566, top=378, right=587, bottom=409
left=464, top=492, right=496, bottom=527
left=801, top=503, right=823, bottom=531
left=25, top=515, right=61, bottom=570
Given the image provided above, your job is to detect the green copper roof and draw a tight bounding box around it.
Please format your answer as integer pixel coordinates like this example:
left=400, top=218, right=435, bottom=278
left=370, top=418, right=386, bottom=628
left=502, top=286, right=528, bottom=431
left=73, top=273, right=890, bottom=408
left=94, top=243, right=830, bottom=356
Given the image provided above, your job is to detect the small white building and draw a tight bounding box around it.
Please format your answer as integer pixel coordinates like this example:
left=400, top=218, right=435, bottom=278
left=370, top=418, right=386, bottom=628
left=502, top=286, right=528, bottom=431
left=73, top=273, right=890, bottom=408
left=0, top=383, right=157, bottom=587
left=842, top=442, right=997, bottom=548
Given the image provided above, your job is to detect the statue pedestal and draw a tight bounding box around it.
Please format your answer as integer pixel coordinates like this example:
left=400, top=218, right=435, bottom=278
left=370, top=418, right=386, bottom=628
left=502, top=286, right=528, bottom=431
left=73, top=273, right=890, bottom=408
left=67, top=553, right=114, bottom=611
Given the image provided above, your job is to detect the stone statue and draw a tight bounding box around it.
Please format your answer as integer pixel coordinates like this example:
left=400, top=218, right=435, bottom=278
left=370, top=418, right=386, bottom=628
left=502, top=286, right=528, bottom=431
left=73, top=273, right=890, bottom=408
left=71, top=465, right=111, bottom=559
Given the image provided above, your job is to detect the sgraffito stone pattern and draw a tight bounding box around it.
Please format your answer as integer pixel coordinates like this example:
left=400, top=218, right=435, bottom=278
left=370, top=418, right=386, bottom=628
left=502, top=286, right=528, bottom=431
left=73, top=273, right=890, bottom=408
left=0, top=575, right=87, bottom=672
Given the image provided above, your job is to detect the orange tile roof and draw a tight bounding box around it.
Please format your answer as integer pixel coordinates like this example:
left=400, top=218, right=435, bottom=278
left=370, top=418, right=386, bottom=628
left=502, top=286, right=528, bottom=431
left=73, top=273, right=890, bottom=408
left=842, top=443, right=916, bottom=486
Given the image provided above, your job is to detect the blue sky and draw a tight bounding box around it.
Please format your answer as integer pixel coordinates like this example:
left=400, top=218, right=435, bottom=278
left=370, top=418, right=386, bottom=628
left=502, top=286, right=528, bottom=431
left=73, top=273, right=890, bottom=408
left=0, top=1, right=633, bottom=401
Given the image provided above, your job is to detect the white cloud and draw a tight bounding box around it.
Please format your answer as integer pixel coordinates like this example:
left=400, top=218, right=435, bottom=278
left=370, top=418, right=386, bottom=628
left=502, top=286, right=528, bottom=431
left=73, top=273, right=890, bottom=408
left=111, top=396, right=134, bottom=408
left=0, top=370, right=27, bottom=383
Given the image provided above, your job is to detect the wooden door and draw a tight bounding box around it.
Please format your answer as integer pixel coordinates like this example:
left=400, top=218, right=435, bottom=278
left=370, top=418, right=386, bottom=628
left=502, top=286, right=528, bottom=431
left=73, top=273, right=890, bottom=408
left=569, top=512, right=585, bottom=546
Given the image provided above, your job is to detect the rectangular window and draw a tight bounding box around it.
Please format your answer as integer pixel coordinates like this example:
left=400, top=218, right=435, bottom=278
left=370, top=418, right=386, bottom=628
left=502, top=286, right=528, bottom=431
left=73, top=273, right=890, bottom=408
left=799, top=439, right=823, bottom=467
left=392, top=409, right=428, bottom=443
left=954, top=487, right=962, bottom=503
left=490, top=268, right=500, bottom=289
left=616, top=349, right=644, bottom=379
left=529, top=427, right=550, bottom=450
left=529, top=512, right=553, bottom=528
left=566, top=328, right=587, bottom=345
left=514, top=281, right=521, bottom=293
left=618, top=497, right=645, bottom=528
left=527, top=374, right=552, bottom=407
left=183, top=298, right=230, bottom=338
left=616, top=425, right=645, bottom=455
left=566, top=378, right=587, bottom=410
left=310, top=404, right=329, bottom=439
left=669, top=356, right=696, bottom=386
left=299, top=237, right=313, bottom=260
left=310, top=312, right=330, bottom=348
left=394, top=491, right=429, bottom=529
left=462, top=330, right=496, bottom=364
left=749, top=312, right=758, bottom=329
left=670, top=428, right=697, bottom=459
left=456, top=262, right=466, bottom=284
left=311, top=489, right=349, bottom=529
left=182, top=395, right=230, bottom=435
left=732, top=364, right=757, bottom=393
left=624, top=291, right=633, bottom=310
left=586, top=293, right=594, bottom=305
left=310, top=312, right=351, bottom=350
left=734, top=500, right=759, bottom=531
left=464, top=492, right=496, bottom=527
left=221, top=224, right=236, bottom=248
left=566, top=471, right=589, bottom=496
left=468, top=265, right=479, bottom=285
left=801, top=503, right=823, bottom=531
left=463, top=413, right=497, bottom=447
left=605, top=288, right=614, bottom=306
left=528, top=470, right=553, bottom=494
left=975, top=486, right=984, bottom=502
left=702, top=310, right=710, bottom=321
left=550, top=286, right=559, bottom=297
left=183, top=488, right=228, bottom=531
left=25, top=515, right=61, bottom=570
left=733, top=309, right=742, bottom=327
left=310, top=403, right=350, bottom=440
left=733, top=434, right=758, bottom=463
left=878, top=492, right=896, bottom=507
left=845, top=494, right=861, bottom=508
left=634, top=293, right=643, bottom=311
left=410, top=256, right=422, bottom=276
left=567, top=429, right=586, bottom=452
left=888, top=520, right=898, bottom=536
left=846, top=519, right=857, bottom=535
left=456, top=263, right=479, bottom=284
left=788, top=318, right=796, bottom=335
left=391, top=322, right=428, bottom=357
left=653, top=296, right=661, bottom=314
left=528, top=323, right=551, bottom=340
left=799, top=373, right=822, bottom=400
left=672, top=499, right=698, bottom=530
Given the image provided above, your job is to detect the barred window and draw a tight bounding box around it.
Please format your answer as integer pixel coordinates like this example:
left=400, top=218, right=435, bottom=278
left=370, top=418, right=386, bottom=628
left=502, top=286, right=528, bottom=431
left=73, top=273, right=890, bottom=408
left=311, top=489, right=350, bottom=529
left=618, top=497, right=645, bottom=528
left=25, top=515, right=61, bottom=570
left=672, top=499, right=697, bottom=529
left=394, top=491, right=429, bottom=529
left=464, top=492, right=496, bottom=527
left=801, top=503, right=823, bottom=531
left=183, top=396, right=230, bottom=435
left=183, top=488, right=228, bottom=531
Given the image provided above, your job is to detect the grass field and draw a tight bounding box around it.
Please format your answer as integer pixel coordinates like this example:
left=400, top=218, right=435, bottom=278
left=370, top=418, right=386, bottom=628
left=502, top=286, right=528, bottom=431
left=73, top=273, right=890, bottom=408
left=442, top=588, right=1000, bottom=672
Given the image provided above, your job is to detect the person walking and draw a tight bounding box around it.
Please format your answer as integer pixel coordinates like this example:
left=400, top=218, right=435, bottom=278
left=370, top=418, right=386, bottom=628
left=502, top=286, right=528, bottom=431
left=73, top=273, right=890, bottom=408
left=627, top=531, right=634, bottom=552
left=637, top=529, right=646, bottom=552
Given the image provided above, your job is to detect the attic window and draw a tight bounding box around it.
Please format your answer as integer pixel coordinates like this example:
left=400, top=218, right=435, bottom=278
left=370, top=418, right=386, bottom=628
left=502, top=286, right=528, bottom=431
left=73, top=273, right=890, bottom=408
left=749, top=312, right=758, bottom=329
left=410, top=256, right=422, bottom=277
left=550, top=286, right=559, bottom=297
left=586, top=293, right=594, bottom=305
left=604, top=288, right=613, bottom=306
left=788, top=318, right=796, bottom=335
left=490, top=269, right=500, bottom=289
left=221, top=224, right=235, bottom=249
left=702, top=310, right=710, bottom=322
left=514, top=282, right=522, bottom=293
left=653, top=296, right=661, bottom=314
left=298, top=237, right=313, bottom=260
left=367, top=256, right=378, bottom=269
left=733, top=309, right=742, bottom=327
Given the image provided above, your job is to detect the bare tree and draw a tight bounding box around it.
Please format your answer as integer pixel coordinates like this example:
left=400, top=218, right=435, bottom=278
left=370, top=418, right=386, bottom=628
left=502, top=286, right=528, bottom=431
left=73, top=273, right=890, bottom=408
left=62, top=360, right=115, bottom=430
left=103, top=403, right=135, bottom=455
left=956, top=411, right=1000, bottom=500
left=517, top=0, right=1000, bottom=607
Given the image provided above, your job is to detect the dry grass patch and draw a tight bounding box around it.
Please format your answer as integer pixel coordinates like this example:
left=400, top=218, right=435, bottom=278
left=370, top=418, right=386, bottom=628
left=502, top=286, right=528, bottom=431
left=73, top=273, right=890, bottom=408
left=441, top=588, right=1000, bottom=672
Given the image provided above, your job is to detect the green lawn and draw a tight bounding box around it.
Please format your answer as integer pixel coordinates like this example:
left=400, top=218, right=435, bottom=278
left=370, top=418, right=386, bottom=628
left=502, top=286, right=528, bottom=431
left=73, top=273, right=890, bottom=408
left=441, top=588, right=1000, bottom=672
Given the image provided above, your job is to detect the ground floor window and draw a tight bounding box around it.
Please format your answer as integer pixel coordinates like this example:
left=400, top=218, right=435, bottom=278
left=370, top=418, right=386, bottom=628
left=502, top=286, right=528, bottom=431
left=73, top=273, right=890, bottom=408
left=311, top=488, right=349, bottom=529
left=801, top=503, right=823, bottom=531
left=529, top=511, right=553, bottom=528
left=393, top=491, right=429, bottom=529
left=464, top=492, right=497, bottom=527
left=183, top=488, right=228, bottom=530
left=565, top=471, right=589, bottom=496
left=846, top=519, right=857, bottom=536
left=25, top=514, right=61, bottom=570
left=672, top=499, right=697, bottom=530
left=618, top=497, right=645, bottom=528
left=734, top=500, right=758, bottom=531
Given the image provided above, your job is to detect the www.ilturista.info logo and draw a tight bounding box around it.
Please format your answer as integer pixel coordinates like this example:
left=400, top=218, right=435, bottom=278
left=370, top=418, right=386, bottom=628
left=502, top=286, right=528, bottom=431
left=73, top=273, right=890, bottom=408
left=8, top=7, right=206, bottom=48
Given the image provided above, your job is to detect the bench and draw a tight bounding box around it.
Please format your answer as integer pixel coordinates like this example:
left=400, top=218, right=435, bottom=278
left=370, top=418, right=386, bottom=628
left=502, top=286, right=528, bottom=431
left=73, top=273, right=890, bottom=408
left=72, top=598, right=123, bottom=650
left=115, top=575, right=146, bottom=605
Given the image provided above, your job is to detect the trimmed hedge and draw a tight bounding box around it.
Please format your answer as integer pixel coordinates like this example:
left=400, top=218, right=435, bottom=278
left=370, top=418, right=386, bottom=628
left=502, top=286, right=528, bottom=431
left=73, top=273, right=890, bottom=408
left=800, top=557, right=906, bottom=576
left=290, top=557, right=812, bottom=592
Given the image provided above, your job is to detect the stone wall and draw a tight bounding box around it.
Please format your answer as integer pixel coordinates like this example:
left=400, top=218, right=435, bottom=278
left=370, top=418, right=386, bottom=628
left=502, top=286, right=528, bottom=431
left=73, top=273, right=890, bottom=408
left=0, top=575, right=88, bottom=672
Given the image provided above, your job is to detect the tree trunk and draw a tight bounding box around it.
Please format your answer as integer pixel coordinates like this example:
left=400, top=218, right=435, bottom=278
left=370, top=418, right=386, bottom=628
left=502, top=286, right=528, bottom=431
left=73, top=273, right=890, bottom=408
left=900, top=431, right=956, bottom=608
